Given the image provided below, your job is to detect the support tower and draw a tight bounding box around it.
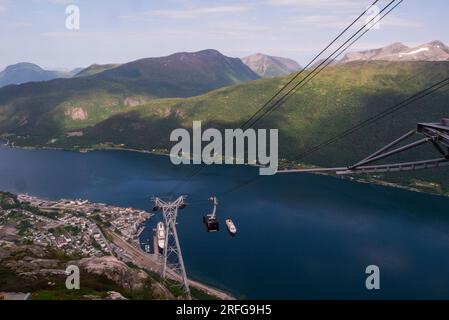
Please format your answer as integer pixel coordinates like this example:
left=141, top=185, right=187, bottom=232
left=152, top=196, right=190, bottom=299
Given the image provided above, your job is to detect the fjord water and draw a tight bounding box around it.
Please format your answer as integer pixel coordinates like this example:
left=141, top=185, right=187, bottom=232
left=2, top=146, right=449, bottom=299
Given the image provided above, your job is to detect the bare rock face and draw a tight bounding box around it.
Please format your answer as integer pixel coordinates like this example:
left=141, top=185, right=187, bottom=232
left=105, top=291, right=128, bottom=300
left=242, top=53, right=301, bottom=77
left=157, top=107, right=185, bottom=118
left=65, top=107, right=88, bottom=121
left=0, top=240, right=64, bottom=278
left=1, top=245, right=48, bottom=262
left=0, top=226, right=19, bottom=242
left=0, top=246, right=12, bottom=261
left=72, top=256, right=148, bottom=291
left=3, top=257, right=62, bottom=275
left=341, top=42, right=409, bottom=63
left=124, top=97, right=144, bottom=107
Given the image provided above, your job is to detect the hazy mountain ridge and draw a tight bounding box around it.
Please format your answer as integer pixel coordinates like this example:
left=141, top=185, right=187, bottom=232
left=0, top=63, right=79, bottom=88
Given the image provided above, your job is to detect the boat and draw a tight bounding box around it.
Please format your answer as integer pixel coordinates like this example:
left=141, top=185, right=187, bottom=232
left=225, top=219, right=237, bottom=235
left=143, top=238, right=151, bottom=253
left=157, top=222, right=165, bottom=250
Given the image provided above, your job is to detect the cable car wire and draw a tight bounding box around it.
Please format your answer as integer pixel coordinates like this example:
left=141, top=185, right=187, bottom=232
left=240, top=0, right=402, bottom=130
left=217, top=77, right=449, bottom=199
left=168, top=0, right=395, bottom=195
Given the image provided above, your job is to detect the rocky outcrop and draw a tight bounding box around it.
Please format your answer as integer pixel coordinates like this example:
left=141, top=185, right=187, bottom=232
left=65, top=107, right=88, bottom=121
left=124, top=97, right=145, bottom=107
left=72, top=256, right=148, bottom=291
left=105, top=291, right=127, bottom=300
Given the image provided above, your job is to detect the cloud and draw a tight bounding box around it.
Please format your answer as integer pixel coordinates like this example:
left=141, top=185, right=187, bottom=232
left=31, top=0, right=77, bottom=5
left=144, top=5, right=251, bottom=19
left=266, top=0, right=361, bottom=9
left=381, top=16, right=422, bottom=28
left=41, top=31, right=88, bottom=38
left=10, top=21, right=33, bottom=29
left=48, top=0, right=77, bottom=4
left=291, top=15, right=353, bottom=28
left=286, top=13, right=420, bottom=30
left=0, top=0, right=9, bottom=13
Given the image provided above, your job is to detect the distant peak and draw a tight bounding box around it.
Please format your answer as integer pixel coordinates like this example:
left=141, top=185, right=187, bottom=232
left=197, top=49, right=222, bottom=54
left=185, top=49, right=224, bottom=57
left=241, top=53, right=301, bottom=77
left=426, top=40, right=447, bottom=48
left=4, top=62, right=43, bottom=72
left=243, top=53, right=271, bottom=59
left=382, top=42, right=409, bottom=52
left=168, top=49, right=225, bottom=59
left=386, top=42, right=407, bottom=48
left=11, top=62, right=41, bottom=67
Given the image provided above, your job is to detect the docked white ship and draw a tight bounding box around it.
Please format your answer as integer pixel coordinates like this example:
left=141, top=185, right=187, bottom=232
left=225, top=219, right=237, bottom=235
left=157, top=221, right=165, bottom=250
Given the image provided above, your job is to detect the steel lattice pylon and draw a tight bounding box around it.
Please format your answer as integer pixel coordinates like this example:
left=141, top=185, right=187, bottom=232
left=278, top=118, right=449, bottom=175
left=152, top=196, right=191, bottom=299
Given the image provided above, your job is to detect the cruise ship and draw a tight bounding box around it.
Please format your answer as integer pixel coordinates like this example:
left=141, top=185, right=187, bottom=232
left=144, top=241, right=150, bottom=253
left=225, top=219, right=237, bottom=235
left=157, top=222, right=165, bottom=250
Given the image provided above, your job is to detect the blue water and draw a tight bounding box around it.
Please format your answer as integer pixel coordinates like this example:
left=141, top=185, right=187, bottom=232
left=1, top=145, right=449, bottom=299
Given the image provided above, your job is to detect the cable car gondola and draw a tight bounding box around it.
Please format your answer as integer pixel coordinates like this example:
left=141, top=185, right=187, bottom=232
left=203, top=196, right=219, bottom=232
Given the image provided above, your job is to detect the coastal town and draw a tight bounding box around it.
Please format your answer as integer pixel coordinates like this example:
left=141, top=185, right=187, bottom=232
left=12, top=194, right=151, bottom=258
left=0, top=192, right=233, bottom=300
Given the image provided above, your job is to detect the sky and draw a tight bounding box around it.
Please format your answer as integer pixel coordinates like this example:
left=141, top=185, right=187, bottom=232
left=0, top=0, right=448, bottom=70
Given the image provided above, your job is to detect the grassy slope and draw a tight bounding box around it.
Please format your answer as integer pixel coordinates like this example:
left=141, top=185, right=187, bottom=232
left=2, top=61, right=449, bottom=193
left=73, top=64, right=121, bottom=78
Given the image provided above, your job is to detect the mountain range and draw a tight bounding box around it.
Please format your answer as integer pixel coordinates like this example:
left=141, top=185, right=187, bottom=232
left=3, top=40, right=448, bottom=88
left=241, top=53, right=301, bottom=77
left=0, top=49, right=260, bottom=135
left=1, top=43, right=449, bottom=195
